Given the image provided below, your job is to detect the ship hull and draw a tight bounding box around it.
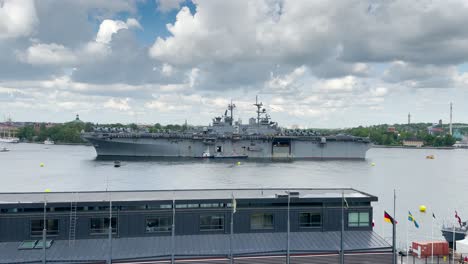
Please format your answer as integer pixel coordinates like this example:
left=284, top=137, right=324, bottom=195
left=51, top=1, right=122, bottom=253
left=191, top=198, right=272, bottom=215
left=84, top=136, right=370, bottom=159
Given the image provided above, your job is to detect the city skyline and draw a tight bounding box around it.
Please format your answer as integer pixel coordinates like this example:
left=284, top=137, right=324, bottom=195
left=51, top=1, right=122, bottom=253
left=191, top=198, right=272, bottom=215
left=1, top=0, right=468, bottom=128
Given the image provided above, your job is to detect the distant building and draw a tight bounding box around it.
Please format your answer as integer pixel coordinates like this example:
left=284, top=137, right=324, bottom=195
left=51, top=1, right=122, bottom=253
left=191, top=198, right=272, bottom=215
left=428, top=126, right=444, bottom=135
left=387, top=127, right=397, bottom=133
left=402, top=139, right=424, bottom=148
left=66, top=114, right=84, bottom=124
left=33, top=122, right=57, bottom=132
left=0, top=123, right=19, bottom=137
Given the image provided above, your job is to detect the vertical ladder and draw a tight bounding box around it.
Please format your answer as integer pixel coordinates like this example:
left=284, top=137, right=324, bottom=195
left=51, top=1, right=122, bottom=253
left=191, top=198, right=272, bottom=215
left=68, top=198, right=77, bottom=247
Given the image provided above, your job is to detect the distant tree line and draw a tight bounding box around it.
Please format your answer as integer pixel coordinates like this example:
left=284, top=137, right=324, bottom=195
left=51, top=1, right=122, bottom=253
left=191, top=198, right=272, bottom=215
left=17, top=122, right=93, bottom=144
left=16, top=121, right=461, bottom=147
left=336, top=123, right=458, bottom=147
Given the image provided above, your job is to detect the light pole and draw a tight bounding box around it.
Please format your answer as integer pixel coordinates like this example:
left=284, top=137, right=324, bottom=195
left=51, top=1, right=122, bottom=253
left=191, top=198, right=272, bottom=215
left=286, top=190, right=290, bottom=264
left=340, top=190, right=344, bottom=264
left=42, top=195, right=47, bottom=264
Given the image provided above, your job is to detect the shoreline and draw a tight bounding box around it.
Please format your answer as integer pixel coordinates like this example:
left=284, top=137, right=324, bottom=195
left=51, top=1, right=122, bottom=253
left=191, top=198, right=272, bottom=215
left=18, top=142, right=92, bottom=146
left=372, top=145, right=456, bottom=150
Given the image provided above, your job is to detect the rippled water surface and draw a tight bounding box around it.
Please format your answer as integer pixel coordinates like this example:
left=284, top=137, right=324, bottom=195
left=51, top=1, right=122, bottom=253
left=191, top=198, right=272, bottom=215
left=1, top=143, right=468, bottom=246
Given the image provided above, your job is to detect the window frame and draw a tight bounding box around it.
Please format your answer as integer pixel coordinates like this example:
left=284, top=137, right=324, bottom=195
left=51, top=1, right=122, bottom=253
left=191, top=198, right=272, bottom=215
left=199, top=214, right=225, bottom=231
left=145, top=216, right=172, bottom=233
left=348, top=211, right=370, bottom=227
left=250, top=213, right=274, bottom=230
left=299, top=212, right=322, bottom=228
left=89, top=217, right=118, bottom=235
left=30, top=219, right=59, bottom=237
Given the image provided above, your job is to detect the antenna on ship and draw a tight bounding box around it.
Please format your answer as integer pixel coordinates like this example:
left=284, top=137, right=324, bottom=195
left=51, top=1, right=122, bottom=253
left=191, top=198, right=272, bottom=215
left=228, top=100, right=236, bottom=126
left=254, top=95, right=263, bottom=126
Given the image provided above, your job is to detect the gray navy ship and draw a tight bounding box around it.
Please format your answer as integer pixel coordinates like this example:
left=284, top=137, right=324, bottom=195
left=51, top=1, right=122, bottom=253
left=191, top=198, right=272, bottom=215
left=82, top=97, right=371, bottom=159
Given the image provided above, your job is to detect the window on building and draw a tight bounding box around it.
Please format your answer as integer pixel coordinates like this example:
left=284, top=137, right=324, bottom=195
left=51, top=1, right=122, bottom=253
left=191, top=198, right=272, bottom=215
left=216, top=146, right=222, bottom=152
left=348, top=212, right=370, bottom=227
left=200, top=214, right=224, bottom=231
left=31, top=219, right=59, bottom=236
left=146, top=216, right=172, bottom=233
left=90, top=217, right=117, bottom=234
left=250, top=213, right=274, bottom=230
left=299, top=212, right=322, bottom=228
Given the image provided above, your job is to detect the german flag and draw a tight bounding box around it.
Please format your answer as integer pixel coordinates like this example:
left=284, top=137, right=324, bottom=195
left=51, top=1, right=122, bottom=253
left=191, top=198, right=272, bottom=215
left=384, top=211, right=395, bottom=225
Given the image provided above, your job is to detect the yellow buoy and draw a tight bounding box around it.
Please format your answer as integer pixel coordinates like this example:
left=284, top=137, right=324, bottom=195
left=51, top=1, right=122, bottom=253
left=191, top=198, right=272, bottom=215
left=44, top=189, right=51, bottom=193
left=419, top=205, right=426, bottom=213
left=40, top=163, right=44, bottom=167
left=237, top=161, right=241, bottom=166
left=371, top=162, right=376, bottom=166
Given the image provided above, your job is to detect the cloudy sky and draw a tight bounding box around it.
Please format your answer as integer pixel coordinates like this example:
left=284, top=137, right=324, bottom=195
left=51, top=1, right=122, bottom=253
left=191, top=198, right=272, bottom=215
left=1, top=0, right=467, bottom=128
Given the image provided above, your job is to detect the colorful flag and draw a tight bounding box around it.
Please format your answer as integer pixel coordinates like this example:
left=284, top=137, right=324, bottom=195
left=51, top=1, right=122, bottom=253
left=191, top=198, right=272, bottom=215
left=384, top=211, right=395, bottom=225
left=455, top=211, right=462, bottom=226
left=408, top=211, right=420, bottom=228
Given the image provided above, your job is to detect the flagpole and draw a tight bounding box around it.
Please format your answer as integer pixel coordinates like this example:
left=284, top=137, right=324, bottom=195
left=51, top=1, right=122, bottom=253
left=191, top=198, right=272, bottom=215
left=431, top=211, right=434, bottom=263
left=406, top=211, right=409, bottom=264
left=171, top=196, right=175, bottom=264
left=106, top=173, right=112, bottom=264
left=230, top=193, right=234, bottom=264
left=340, top=190, right=344, bottom=264
left=286, top=190, right=290, bottom=264
left=108, top=192, right=112, bottom=264
left=42, top=195, right=47, bottom=264
left=453, top=225, right=455, bottom=264
left=392, top=189, right=396, bottom=264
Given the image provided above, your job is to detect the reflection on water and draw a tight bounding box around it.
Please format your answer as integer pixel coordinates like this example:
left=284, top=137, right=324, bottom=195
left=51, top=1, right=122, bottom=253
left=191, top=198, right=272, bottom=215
left=1, top=143, right=468, bottom=246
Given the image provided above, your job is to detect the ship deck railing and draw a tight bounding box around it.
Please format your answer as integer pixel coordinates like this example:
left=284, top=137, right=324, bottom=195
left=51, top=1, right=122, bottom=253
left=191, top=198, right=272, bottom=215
left=83, top=132, right=370, bottom=143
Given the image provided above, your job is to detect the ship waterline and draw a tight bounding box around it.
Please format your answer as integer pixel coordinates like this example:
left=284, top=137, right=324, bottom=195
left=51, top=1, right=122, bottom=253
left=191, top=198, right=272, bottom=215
left=82, top=97, right=371, bottom=159
left=83, top=134, right=370, bottom=159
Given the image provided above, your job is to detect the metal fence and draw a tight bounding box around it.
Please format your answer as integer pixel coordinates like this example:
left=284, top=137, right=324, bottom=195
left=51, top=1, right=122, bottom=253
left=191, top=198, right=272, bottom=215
left=398, top=252, right=468, bottom=264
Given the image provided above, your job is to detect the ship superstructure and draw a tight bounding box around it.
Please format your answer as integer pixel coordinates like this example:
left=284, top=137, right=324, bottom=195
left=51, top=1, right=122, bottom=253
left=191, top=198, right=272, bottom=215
left=82, top=97, right=371, bottom=159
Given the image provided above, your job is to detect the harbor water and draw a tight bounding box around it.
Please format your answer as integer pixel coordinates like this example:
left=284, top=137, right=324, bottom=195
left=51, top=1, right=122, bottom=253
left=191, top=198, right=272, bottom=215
left=1, top=143, right=468, bottom=249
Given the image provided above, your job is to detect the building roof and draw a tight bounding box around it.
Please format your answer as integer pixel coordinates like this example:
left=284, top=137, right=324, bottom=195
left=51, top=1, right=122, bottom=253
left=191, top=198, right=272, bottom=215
left=0, top=231, right=391, bottom=263
left=0, top=188, right=376, bottom=205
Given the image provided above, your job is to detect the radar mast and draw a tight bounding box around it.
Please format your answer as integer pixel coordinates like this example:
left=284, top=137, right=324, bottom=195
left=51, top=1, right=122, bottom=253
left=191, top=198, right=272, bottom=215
left=254, top=96, right=263, bottom=126
left=228, top=100, right=236, bottom=126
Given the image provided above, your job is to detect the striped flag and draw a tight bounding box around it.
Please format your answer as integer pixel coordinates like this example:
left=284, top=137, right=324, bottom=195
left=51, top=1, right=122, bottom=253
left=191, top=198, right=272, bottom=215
left=384, top=211, right=395, bottom=225
left=408, top=211, right=420, bottom=228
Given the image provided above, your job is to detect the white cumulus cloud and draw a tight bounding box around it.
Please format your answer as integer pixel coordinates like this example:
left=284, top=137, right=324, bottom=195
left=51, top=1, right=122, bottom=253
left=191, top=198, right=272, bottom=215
left=96, top=18, right=141, bottom=44
left=0, top=0, right=38, bottom=39
left=104, top=98, right=131, bottom=111
left=18, top=43, right=77, bottom=65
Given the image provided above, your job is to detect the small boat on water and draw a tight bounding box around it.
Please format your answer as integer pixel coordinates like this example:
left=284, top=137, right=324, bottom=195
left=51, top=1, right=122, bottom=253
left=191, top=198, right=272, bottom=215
left=43, top=138, right=55, bottom=145
left=114, top=161, right=121, bottom=167
left=0, top=146, right=10, bottom=152
left=0, top=137, right=19, bottom=143
left=426, top=155, right=435, bottom=159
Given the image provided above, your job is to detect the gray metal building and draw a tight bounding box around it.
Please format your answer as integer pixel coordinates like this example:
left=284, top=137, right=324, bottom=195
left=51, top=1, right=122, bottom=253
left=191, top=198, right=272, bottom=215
left=0, top=188, right=392, bottom=263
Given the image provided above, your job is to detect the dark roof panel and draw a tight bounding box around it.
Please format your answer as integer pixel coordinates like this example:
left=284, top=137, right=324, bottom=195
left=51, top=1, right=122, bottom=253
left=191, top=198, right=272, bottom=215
left=0, top=231, right=390, bottom=263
